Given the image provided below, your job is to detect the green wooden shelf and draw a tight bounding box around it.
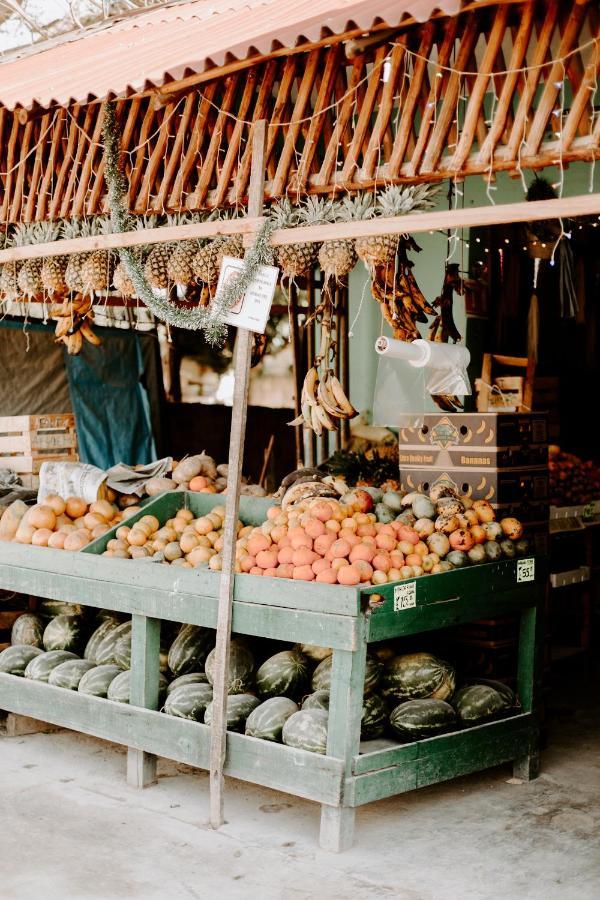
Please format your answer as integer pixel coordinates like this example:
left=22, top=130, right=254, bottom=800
left=0, top=491, right=544, bottom=852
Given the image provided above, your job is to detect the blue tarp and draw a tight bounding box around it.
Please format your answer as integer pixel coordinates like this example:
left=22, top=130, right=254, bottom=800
left=64, top=332, right=156, bottom=468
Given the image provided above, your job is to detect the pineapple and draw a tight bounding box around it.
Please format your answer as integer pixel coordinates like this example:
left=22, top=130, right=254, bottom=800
left=40, top=221, right=68, bottom=295
left=145, top=243, right=171, bottom=289
left=215, top=233, right=244, bottom=268
left=318, top=194, right=373, bottom=281
left=65, top=219, right=96, bottom=293
left=356, top=184, right=438, bottom=270
left=165, top=212, right=196, bottom=287
left=113, top=260, right=136, bottom=298
left=17, top=222, right=48, bottom=298
left=271, top=197, right=334, bottom=279
left=0, top=224, right=27, bottom=302
left=192, top=238, right=224, bottom=284
left=82, top=216, right=115, bottom=293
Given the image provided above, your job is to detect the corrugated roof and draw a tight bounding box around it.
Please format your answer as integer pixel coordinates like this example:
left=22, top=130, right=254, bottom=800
left=0, top=0, right=465, bottom=111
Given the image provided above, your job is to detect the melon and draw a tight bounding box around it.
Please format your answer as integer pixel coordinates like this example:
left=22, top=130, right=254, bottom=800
left=107, top=669, right=169, bottom=705
left=48, top=659, right=96, bottom=690
left=255, top=650, right=309, bottom=699
left=452, top=684, right=509, bottom=724
left=95, top=621, right=132, bottom=666
left=466, top=678, right=518, bottom=709
left=42, top=615, right=84, bottom=653
left=282, top=709, right=328, bottom=754
left=311, top=654, right=382, bottom=696
left=361, top=694, right=387, bottom=740
left=84, top=617, right=122, bottom=662
left=389, top=698, right=456, bottom=740
left=113, top=629, right=132, bottom=670
left=0, top=644, right=43, bottom=676
left=245, top=697, right=299, bottom=742
left=168, top=624, right=215, bottom=676
left=163, top=683, right=213, bottom=721
left=166, top=672, right=209, bottom=695
left=78, top=664, right=122, bottom=698
left=11, top=614, right=44, bottom=648
left=205, top=641, right=254, bottom=694
left=204, top=693, right=260, bottom=732
left=382, top=652, right=455, bottom=703
left=24, top=650, right=78, bottom=682
left=301, top=690, right=330, bottom=711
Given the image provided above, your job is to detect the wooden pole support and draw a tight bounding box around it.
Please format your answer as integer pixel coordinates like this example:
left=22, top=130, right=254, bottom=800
left=127, top=614, right=161, bottom=788
left=209, top=119, right=268, bottom=830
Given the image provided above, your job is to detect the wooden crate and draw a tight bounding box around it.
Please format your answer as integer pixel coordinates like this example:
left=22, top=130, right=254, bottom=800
left=0, top=492, right=544, bottom=852
left=0, top=414, right=78, bottom=474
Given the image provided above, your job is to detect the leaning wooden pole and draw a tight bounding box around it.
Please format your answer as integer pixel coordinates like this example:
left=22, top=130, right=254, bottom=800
left=209, top=120, right=267, bottom=829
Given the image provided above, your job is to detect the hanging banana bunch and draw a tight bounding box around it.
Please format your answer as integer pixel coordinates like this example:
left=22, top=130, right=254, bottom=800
left=51, top=294, right=101, bottom=355
left=289, top=297, right=357, bottom=437
left=428, top=263, right=465, bottom=413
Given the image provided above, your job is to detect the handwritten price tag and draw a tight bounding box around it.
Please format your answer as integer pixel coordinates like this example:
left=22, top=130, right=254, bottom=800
left=517, top=558, right=535, bottom=583
left=393, top=582, right=417, bottom=611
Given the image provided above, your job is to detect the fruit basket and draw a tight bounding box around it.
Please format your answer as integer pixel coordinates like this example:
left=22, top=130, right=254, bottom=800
left=0, top=490, right=544, bottom=852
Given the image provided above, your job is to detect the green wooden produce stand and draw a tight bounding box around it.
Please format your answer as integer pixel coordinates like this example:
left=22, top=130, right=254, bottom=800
left=0, top=492, right=544, bottom=851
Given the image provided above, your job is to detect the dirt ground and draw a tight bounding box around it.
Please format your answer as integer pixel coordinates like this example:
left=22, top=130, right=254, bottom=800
left=1, top=666, right=598, bottom=900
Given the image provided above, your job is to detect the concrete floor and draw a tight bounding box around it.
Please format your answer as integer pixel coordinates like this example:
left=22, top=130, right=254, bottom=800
left=1, top=671, right=598, bottom=900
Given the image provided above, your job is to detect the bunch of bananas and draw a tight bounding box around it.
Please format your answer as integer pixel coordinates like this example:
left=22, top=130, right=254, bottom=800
left=51, top=295, right=101, bottom=355
left=289, top=366, right=357, bottom=437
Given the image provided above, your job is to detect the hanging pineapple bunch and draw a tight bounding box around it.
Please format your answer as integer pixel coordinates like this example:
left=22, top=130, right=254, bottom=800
left=190, top=209, right=230, bottom=288
left=355, top=184, right=438, bottom=272
left=0, top=223, right=29, bottom=303
left=113, top=215, right=157, bottom=297
left=318, top=194, right=373, bottom=283
left=65, top=219, right=99, bottom=293
left=81, top=216, right=116, bottom=294
left=270, top=197, right=334, bottom=280
left=41, top=221, right=69, bottom=297
left=144, top=214, right=176, bottom=291
left=15, top=222, right=50, bottom=299
left=215, top=209, right=246, bottom=268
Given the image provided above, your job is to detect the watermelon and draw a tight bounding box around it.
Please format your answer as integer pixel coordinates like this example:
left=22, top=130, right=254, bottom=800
left=282, top=709, right=328, bottom=754
left=24, top=650, right=78, bottom=682
left=301, top=690, right=330, bottom=711
left=361, top=694, right=387, bottom=740
left=113, top=629, right=132, bottom=670
left=389, top=698, right=456, bottom=740
left=245, top=697, right=298, bottom=742
left=42, top=615, right=84, bottom=653
left=299, top=644, right=332, bottom=663
left=311, top=654, right=382, bottom=696
left=204, top=693, right=260, bottom=732
left=38, top=600, right=84, bottom=619
left=205, top=641, right=254, bottom=694
left=0, top=644, right=43, bottom=675
left=11, top=614, right=44, bottom=648
left=48, top=659, right=96, bottom=690
left=255, top=650, right=309, bottom=699
left=84, top=617, right=122, bottom=662
left=95, top=621, right=132, bottom=666
left=107, top=670, right=169, bottom=705
left=166, top=672, right=209, bottom=695
left=465, top=678, right=519, bottom=709
left=382, top=653, right=456, bottom=703
left=78, top=664, right=122, bottom=698
left=168, top=624, right=215, bottom=676
left=452, top=684, right=510, bottom=724
left=163, top=683, right=214, bottom=721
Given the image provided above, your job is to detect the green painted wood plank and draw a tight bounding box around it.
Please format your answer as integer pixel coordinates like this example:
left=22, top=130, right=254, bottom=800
left=352, top=713, right=533, bottom=774
left=127, top=615, right=161, bottom=787
left=0, top=673, right=343, bottom=805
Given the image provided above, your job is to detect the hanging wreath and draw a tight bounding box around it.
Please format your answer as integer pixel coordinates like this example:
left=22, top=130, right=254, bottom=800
left=102, top=102, right=274, bottom=346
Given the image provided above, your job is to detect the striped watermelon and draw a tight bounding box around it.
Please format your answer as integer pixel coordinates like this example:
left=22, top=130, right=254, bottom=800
left=389, top=698, right=456, bottom=740
left=42, top=615, right=84, bottom=653
left=11, top=614, right=44, bottom=648
left=84, top=617, right=122, bottom=662
left=452, top=684, right=509, bottom=724
left=204, top=693, right=260, bottom=732
left=301, top=690, right=330, bottom=711
left=0, top=644, right=43, bottom=675
left=361, top=694, right=387, bottom=740
left=24, top=650, right=78, bottom=682
left=163, top=683, right=214, bottom=721
left=382, top=653, right=456, bottom=703
left=245, top=697, right=299, bottom=742
left=166, top=672, right=210, bottom=695
left=168, top=624, right=215, bottom=676
left=78, top=664, right=122, bottom=698
left=255, top=650, right=309, bottom=699
left=48, top=659, right=96, bottom=690
left=107, top=670, right=169, bottom=704
left=282, top=709, right=328, bottom=754
left=95, top=621, right=132, bottom=666
left=205, top=641, right=254, bottom=694
left=113, top=630, right=132, bottom=670
left=465, top=678, right=519, bottom=709
left=311, top=654, right=382, bottom=696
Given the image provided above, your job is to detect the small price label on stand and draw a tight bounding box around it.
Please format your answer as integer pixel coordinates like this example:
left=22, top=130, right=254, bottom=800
left=394, top=581, right=417, bottom=611
left=516, top=558, right=535, bottom=583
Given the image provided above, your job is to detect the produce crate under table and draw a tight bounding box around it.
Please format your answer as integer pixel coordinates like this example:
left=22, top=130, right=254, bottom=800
left=0, top=492, right=544, bottom=851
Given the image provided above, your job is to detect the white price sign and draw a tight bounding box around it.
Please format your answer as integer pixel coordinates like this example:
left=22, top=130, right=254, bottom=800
left=217, top=256, right=279, bottom=334
left=393, top=581, right=417, bottom=612
left=517, top=558, right=536, bottom=583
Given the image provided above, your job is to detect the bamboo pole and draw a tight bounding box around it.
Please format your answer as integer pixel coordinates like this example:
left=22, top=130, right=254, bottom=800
left=208, top=119, right=267, bottom=831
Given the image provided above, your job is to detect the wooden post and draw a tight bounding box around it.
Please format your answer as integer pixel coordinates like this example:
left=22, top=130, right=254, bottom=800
left=209, top=119, right=267, bottom=830
left=127, top=614, right=161, bottom=787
